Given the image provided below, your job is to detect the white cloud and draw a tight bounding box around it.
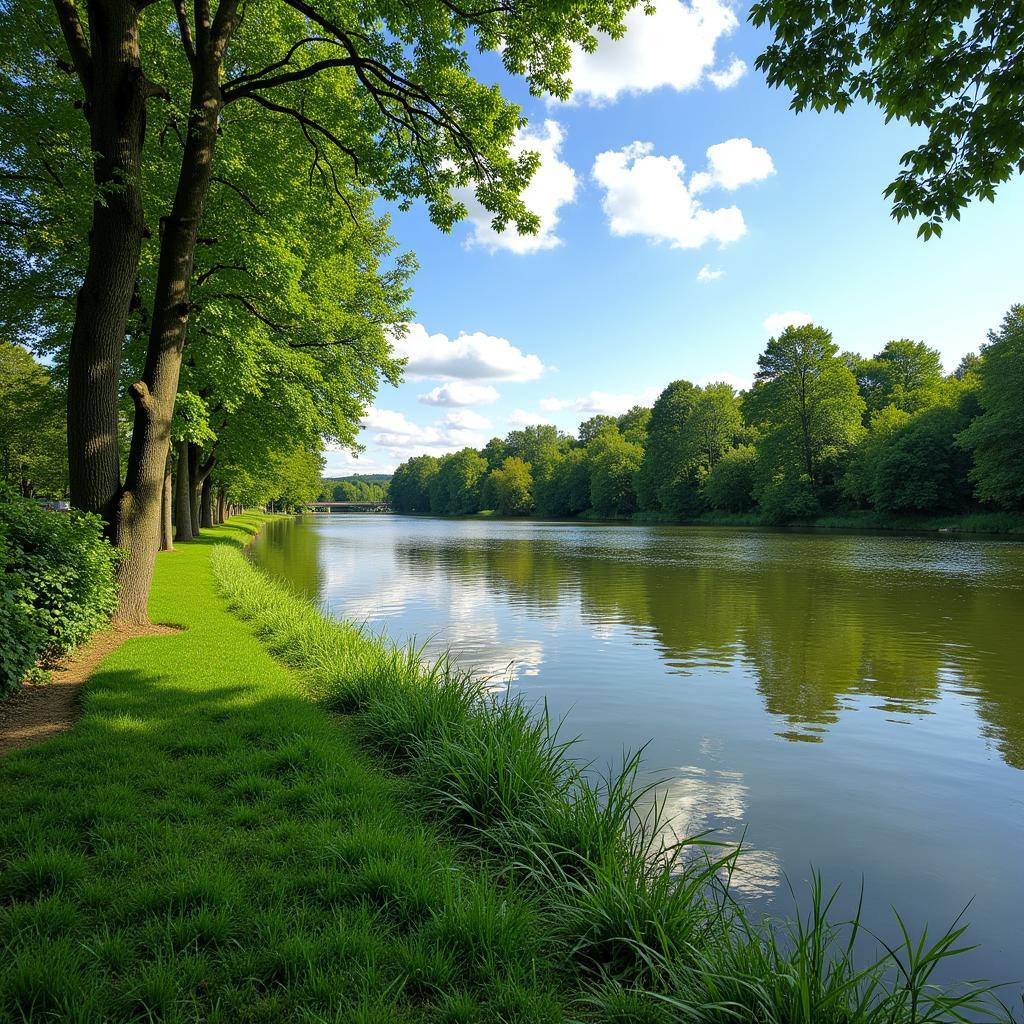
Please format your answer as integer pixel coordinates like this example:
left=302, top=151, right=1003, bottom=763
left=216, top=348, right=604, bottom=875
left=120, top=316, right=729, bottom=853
left=690, top=138, right=775, bottom=193
left=593, top=141, right=746, bottom=249
left=392, top=322, right=545, bottom=382
left=763, top=310, right=814, bottom=335
left=456, top=120, right=578, bottom=254
left=568, top=0, right=740, bottom=104
left=697, top=265, right=725, bottom=282
left=417, top=382, right=500, bottom=407
left=506, top=409, right=554, bottom=427
left=539, top=387, right=661, bottom=417
left=708, top=57, right=747, bottom=89
left=440, top=409, right=491, bottom=431
left=359, top=406, right=491, bottom=460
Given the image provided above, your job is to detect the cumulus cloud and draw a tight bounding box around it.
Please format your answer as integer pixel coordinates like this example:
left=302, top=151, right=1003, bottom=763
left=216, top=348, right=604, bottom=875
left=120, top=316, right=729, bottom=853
left=539, top=387, right=661, bottom=417
left=359, top=406, right=491, bottom=460
left=593, top=142, right=745, bottom=249
left=506, top=409, right=554, bottom=428
left=709, top=57, right=747, bottom=89
left=593, top=138, right=774, bottom=250
left=392, top=323, right=545, bottom=382
left=763, top=310, right=814, bottom=335
left=690, top=138, right=775, bottom=193
left=455, top=120, right=578, bottom=254
left=417, top=382, right=500, bottom=407
left=568, top=0, right=741, bottom=104
left=697, top=265, right=725, bottom=282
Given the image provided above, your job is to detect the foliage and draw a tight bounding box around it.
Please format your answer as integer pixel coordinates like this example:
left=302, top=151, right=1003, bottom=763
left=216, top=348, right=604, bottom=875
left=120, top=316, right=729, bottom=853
left=958, top=306, right=1024, bottom=510
left=389, top=455, right=440, bottom=514
left=758, top=475, right=821, bottom=525
left=751, top=0, right=1024, bottom=236
left=588, top=428, right=644, bottom=518
left=636, top=380, right=699, bottom=512
left=0, top=487, right=119, bottom=693
left=430, top=448, right=489, bottom=516
left=0, top=343, right=66, bottom=498
left=747, top=324, right=865, bottom=490
left=489, top=457, right=535, bottom=516
left=703, top=445, right=758, bottom=513
left=535, top=448, right=592, bottom=518
left=872, top=406, right=974, bottom=513
left=847, top=340, right=946, bottom=415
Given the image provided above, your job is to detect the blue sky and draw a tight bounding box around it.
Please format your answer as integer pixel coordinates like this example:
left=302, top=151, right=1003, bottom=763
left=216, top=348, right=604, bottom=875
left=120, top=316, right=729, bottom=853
left=327, top=1, right=1024, bottom=476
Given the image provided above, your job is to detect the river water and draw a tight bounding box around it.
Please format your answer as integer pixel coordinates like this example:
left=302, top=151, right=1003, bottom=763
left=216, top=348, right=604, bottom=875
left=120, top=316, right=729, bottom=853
left=250, top=514, right=1024, bottom=989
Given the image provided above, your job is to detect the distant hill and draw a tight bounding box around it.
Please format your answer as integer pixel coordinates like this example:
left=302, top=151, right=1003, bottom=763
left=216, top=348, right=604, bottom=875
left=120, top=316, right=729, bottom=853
left=321, top=474, right=392, bottom=487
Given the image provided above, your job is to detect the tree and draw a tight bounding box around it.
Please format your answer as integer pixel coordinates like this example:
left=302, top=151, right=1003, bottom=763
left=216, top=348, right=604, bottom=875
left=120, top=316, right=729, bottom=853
left=534, top=448, right=591, bottom=518
left=841, top=404, right=911, bottom=507
left=589, top=428, right=643, bottom=518
left=616, top=405, right=651, bottom=445
left=0, top=343, right=66, bottom=497
left=685, top=382, right=744, bottom=472
left=874, top=405, right=974, bottom=514
left=958, top=306, right=1024, bottom=510
left=704, top=445, right=757, bottom=513
left=636, top=380, right=699, bottom=512
left=751, top=0, right=1024, bottom=237
left=852, top=340, right=945, bottom=415
left=428, top=448, right=487, bottom=515
left=503, top=424, right=566, bottom=467
left=488, top=456, right=534, bottom=516
left=746, top=325, right=865, bottom=492
left=577, top=415, right=617, bottom=446
left=389, top=455, right=440, bottom=514
left=4, top=0, right=643, bottom=623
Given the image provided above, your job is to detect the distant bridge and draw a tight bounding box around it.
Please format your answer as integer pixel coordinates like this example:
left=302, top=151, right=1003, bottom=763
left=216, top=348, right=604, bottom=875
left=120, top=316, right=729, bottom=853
left=302, top=501, right=391, bottom=513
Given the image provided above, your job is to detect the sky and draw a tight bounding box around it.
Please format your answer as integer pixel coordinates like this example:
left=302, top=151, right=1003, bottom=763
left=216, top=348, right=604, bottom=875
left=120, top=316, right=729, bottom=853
left=326, top=0, right=1024, bottom=477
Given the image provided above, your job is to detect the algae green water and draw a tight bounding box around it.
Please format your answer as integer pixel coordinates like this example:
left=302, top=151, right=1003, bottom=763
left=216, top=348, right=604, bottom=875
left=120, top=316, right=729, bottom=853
left=251, top=515, right=1024, bottom=990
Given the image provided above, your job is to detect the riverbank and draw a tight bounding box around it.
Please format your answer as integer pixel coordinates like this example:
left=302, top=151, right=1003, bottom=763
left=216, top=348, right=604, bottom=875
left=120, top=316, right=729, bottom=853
left=0, top=516, right=1007, bottom=1021
left=0, top=516, right=580, bottom=1021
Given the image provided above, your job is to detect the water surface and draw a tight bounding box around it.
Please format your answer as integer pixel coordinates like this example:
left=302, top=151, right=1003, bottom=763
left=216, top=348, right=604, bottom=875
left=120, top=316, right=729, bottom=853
left=251, top=515, right=1024, bottom=988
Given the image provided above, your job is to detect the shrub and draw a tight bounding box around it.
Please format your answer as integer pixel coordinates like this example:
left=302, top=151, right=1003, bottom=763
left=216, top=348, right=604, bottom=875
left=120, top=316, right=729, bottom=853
left=758, top=475, right=821, bottom=525
left=0, top=487, right=120, bottom=694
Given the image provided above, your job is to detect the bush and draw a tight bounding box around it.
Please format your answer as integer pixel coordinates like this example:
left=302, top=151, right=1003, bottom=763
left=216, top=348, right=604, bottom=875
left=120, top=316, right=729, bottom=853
left=758, top=475, right=821, bottom=525
left=0, top=488, right=120, bottom=694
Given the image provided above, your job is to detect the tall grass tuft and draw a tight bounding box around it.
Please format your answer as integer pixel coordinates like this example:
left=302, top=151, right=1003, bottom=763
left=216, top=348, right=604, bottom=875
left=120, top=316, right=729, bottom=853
left=212, top=546, right=1013, bottom=1023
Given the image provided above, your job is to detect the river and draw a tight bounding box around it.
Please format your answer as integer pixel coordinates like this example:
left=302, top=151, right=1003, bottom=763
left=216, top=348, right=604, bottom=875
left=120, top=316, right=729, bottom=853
left=250, top=514, right=1024, bottom=989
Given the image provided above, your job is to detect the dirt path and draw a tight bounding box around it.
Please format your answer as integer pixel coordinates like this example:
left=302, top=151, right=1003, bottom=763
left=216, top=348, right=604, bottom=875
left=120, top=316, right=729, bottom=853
left=0, top=625, right=178, bottom=758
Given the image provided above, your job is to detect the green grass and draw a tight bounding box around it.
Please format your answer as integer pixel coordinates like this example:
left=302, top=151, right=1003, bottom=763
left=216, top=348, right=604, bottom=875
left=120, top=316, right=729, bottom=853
left=1, top=515, right=1012, bottom=1022
left=0, top=516, right=572, bottom=1023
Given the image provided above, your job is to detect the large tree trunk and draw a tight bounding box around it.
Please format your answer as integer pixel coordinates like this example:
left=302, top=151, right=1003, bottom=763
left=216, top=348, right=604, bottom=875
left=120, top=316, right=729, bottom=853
left=174, top=439, right=193, bottom=543
left=112, top=35, right=233, bottom=624
left=64, top=0, right=149, bottom=528
left=216, top=488, right=226, bottom=525
left=188, top=443, right=201, bottom=536
left=160, top=448, right=174, bottom=551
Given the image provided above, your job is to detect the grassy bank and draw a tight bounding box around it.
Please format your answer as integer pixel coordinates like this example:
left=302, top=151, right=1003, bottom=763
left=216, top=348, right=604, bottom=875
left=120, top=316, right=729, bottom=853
left=212, top=540, right=1007, bottom=1024
left=0, top=516, right=578, bottom=1022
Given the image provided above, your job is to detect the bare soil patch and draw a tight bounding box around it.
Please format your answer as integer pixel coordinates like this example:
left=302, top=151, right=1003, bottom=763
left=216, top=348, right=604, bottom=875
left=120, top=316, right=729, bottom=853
left=0, top=624, right=180, bottom=757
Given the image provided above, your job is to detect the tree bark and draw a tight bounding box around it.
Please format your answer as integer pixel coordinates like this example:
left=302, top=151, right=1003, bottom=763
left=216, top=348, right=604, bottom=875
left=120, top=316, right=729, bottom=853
left=63, top=0, right=150, bottom=528
left=216, top=488, right=226, bottom=525
left=111, top=16, right=237, bottom=624
left=200, top=475, right=214, bottom=528
left=188, top=442, right=201, bottom=536
left=174, top=439, right=193, bottom=543
left=160, top=448, right=174, bottom=551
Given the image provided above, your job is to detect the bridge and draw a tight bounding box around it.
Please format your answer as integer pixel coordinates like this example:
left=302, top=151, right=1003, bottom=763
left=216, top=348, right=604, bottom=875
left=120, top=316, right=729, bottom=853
left=302, top=501, right=391, bottom=513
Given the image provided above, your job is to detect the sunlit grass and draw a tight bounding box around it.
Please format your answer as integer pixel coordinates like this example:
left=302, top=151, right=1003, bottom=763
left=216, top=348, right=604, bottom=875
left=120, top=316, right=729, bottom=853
left=214, top=541, right=1014, bottom=1024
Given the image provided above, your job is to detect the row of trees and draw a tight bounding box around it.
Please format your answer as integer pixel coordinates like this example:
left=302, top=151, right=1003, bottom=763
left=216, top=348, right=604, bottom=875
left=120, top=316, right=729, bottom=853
left=319, top=476, right=390, bottom=503
left=389, top=308, right=1024, bottom=523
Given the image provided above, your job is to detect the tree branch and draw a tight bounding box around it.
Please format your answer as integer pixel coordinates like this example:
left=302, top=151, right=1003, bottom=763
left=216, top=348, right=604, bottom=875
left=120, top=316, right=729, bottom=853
left=211, top=174, right=265, bottom=216
left=222, top=57, right=357, bottom=102
left=50, top=0, right=92, bottom=95
left=173, top=0, right=197, bottom=65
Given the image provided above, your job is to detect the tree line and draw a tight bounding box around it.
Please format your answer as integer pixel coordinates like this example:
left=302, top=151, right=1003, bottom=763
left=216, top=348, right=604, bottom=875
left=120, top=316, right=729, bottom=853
left=389, top=307, right=1024, bottom=524
left=319, top=476, right=391, bottom=504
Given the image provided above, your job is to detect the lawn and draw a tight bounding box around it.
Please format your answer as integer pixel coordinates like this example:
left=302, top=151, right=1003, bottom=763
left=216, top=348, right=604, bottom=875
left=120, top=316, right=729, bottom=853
left=0, top=516, right=572, bottom=1024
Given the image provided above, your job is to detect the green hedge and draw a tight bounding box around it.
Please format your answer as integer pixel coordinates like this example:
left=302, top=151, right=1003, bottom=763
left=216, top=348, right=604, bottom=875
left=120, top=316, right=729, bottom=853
left=0, top=487, right=120, bottom=694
